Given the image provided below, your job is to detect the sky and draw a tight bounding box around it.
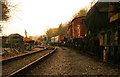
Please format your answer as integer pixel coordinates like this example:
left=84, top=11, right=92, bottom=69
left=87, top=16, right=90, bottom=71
left=2, top=0, right=94, bottom=36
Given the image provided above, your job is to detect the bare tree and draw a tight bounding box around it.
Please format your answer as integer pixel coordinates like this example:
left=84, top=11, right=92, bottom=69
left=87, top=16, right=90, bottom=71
left=0, top=0, right=10, bottom=21
left=73, top=8, right=88, bottom=18
left=0, top=0, right=11, bottom=33
left=46, top=28, right=58, bottom=37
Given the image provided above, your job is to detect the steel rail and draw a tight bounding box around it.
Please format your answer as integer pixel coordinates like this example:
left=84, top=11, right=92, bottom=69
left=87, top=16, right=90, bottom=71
left=1, top=47, right=47, bottom=62
left=9, top=47, right=57, bottom=77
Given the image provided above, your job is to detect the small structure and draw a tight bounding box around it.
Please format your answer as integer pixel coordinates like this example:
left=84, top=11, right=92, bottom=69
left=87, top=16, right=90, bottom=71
left=23, top=29, right=34, bottom=50
left=8, top=33, right=24, bottom=52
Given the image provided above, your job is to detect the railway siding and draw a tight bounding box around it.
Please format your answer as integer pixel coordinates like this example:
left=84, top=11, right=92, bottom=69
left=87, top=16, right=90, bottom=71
left=2, top=48, right=46, bottom=62
left=2, top=47, right=55, bottom=76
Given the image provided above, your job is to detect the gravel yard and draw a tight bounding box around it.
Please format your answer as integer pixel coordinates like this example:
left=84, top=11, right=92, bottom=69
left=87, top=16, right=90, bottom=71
left=24, top=46, right=119, bottom=75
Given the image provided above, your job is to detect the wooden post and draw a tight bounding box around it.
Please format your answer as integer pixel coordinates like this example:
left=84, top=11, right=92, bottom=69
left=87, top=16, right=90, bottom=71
left=103, top=46, right=107, bottom=62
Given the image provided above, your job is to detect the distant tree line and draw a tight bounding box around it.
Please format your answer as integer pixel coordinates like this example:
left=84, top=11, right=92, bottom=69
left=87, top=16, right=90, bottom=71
left=46, top=8, right=88, bottom=37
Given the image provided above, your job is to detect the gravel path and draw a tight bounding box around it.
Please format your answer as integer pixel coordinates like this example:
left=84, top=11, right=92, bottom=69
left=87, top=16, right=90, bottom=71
left=24, top=46, right=119, bottom=75
left=2, top=48, right=52, bottom=76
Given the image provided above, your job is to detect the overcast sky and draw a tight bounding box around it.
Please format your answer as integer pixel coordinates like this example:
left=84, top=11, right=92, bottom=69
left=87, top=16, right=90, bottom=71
left=2, top=0, right=94, bottom=36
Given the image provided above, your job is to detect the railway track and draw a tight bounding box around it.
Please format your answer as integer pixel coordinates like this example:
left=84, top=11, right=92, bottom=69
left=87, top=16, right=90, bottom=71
left=2, top=47, right=46, bottom=62
left=2, top=47, right=57, bottom=77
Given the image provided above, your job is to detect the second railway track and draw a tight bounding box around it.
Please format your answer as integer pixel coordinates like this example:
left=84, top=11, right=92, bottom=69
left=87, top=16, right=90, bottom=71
left=2, top=47, right=57, bottom=77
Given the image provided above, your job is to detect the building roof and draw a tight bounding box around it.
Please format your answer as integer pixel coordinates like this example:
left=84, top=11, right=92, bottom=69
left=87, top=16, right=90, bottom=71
left=71, top=16, right=85, bottom=23
left=8, top=33, right=23, bottom=38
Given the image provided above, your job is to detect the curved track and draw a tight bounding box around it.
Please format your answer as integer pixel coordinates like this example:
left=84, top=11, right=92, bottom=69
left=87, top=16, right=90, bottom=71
left=2, top=47, right=57, bottom=77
